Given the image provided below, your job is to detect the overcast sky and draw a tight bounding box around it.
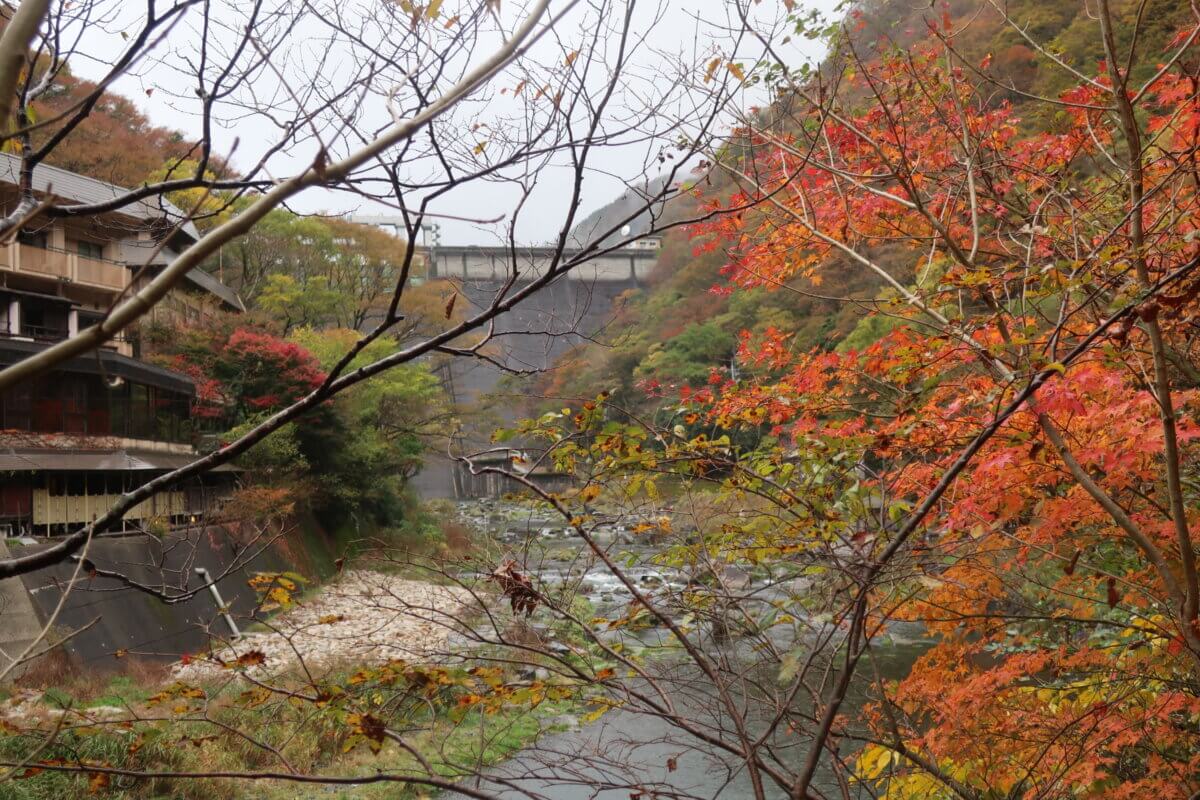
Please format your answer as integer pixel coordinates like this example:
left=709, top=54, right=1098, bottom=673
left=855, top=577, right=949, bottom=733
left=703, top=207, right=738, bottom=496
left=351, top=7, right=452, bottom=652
left=67, top=0, right=838, bottom=246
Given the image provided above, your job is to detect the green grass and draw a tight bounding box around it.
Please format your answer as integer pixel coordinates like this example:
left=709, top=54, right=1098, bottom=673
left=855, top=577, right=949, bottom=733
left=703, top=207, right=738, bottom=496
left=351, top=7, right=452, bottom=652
left=3, top=661, right=589, bottom=800
left=87, top=676, right=155, bottom=709
left=35, top=674, right=157, bottom=711
left=0, top=726, right=235, bottom=800
left=278, top=697, right=579, bottom=800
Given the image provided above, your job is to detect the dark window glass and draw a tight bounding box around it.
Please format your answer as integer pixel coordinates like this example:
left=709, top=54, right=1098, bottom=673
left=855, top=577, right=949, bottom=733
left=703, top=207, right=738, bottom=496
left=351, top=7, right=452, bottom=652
left=77, top=241, right=104, bottom=259
left=108, top=380, right=127, bottom=437
left=22, top=303, right=44, bottom=334
left=32, top=386, right=61, bottom=432
left=1, top=382, right=31, bottom=430
left=17, top=230, right=47, bottom=249
left=131, top=381, right=151, bottom=438
left=20, top=304, right=67, bottom=340
left=154, top=387, right=173, bottom=441
left=175, top=393, right=193, bottom=443
left=87, top=375, right=110, bottom=435
left=63, top=378, right=86, bottom=433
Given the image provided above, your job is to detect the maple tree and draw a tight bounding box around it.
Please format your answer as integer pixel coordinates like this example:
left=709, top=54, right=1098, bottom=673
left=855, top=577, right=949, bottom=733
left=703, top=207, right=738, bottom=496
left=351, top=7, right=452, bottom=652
left=0, top=0, right=758, bottom=795
left=662, top=4, right=1200, bottom=796
left=479, top=3, right=1200, bottom=798
left=153, top=323, right=326, bottom=421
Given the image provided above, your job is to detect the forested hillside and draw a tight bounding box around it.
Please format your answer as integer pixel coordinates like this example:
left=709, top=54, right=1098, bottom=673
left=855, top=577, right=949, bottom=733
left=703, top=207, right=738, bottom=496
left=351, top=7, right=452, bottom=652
left=31, top=71, right=217, bottom=188
left=544, top=0, right=1194, bottom=410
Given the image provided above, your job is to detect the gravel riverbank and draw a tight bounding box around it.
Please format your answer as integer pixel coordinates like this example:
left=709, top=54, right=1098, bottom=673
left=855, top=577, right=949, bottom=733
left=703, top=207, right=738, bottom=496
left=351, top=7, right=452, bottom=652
left=173, top=569, right=477, bottom=680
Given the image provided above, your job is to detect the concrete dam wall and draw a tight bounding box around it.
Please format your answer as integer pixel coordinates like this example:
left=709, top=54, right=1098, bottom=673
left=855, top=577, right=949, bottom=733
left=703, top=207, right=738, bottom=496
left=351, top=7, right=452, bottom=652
left=410, top=274, right=643, bottom=499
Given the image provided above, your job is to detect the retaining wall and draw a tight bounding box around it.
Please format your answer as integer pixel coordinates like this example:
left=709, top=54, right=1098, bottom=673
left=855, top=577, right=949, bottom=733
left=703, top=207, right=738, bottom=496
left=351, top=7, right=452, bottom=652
left=2, top=518, right=330, bottom=675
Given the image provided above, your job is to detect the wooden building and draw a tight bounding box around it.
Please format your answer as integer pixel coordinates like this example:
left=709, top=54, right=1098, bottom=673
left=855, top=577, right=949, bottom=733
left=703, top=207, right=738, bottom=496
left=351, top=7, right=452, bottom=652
left=0, top=154, right=242, bottom=536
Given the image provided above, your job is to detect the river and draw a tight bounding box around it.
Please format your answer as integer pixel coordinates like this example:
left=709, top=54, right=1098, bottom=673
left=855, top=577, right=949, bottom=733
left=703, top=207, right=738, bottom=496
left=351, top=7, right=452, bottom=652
left=447, top=499, right=931, bottom=799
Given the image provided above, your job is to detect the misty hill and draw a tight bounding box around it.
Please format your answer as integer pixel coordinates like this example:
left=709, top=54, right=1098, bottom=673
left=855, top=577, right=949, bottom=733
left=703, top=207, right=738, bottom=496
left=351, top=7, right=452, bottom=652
left=567, top=172, right=675, bottom=248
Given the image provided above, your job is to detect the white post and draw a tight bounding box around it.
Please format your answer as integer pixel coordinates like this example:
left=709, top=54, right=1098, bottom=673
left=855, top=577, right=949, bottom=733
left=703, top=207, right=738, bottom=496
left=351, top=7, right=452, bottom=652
left=67, top=308, right=78, bottom=337
left=7, top=299, right=18, bottom=335
left=195, top=567, right=241, bottom=639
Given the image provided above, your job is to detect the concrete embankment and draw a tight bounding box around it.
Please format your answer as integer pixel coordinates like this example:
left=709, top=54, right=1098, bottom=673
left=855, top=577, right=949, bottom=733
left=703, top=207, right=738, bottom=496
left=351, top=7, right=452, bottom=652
left=0, top=515, right=337, bottom=676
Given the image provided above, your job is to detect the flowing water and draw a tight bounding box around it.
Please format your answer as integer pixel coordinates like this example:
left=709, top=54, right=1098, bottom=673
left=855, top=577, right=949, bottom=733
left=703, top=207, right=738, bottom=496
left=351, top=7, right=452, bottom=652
left=449, top=500, right=931, bottom=799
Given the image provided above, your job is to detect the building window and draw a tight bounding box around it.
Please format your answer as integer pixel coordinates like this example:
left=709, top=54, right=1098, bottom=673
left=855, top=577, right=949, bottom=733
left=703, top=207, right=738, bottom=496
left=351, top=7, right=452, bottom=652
left=0, top=382, right=31, bottom=430
left=86, top=375, right=111, bottom=435
left=17, top=230, right=47, bottom=249
left=19, top=303, right=69, bottom=341
left=77, top=240, right=104, bottom=260
left=31, top=380, right=63, bottom=432
left=63, top=379, right=87, bottom=433
left=107, top=379, right=129, bottom=437
left=0, top=374, right=191, bottom=443
left=130, top=383, right=151, bottom=439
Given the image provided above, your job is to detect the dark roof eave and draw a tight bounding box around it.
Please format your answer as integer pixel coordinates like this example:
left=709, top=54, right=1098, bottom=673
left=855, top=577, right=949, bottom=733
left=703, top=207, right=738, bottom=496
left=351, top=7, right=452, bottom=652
left=183, top=268, right=245, bottom=311
left=0, top=448, right=239, bottom=472
left=0, top=152, right=200, bottom=238
left=0, top=339, right=194, bottom=394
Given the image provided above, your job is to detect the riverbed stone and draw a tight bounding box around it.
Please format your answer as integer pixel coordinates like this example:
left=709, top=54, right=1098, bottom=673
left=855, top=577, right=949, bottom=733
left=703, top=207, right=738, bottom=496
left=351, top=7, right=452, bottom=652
left=171, top=570, right=475, bottom=681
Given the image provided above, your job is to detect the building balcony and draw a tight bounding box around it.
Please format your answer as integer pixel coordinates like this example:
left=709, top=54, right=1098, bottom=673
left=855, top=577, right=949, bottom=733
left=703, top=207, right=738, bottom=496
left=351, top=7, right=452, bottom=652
left=15, top=321, right=69, bottom=342
left=0, top=242, right=128, bottom=291
left=0, top=323, right=130, bottom=349
left=0, top=292, right=132, bottom=355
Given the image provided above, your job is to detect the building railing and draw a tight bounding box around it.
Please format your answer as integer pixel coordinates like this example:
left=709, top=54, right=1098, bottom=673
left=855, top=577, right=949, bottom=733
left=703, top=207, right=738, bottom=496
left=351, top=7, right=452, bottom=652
left=18, top=322, right=69, bottom=341
left=0, top=324, right=129, bottom=348
left=0, top=242, right=128, bottom=291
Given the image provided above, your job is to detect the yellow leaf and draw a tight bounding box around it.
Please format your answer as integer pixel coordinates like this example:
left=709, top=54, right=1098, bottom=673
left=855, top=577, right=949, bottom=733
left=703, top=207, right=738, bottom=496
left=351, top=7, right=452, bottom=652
left=225, top=649, right=267, bottom=669
left=444, top=14, right=459, bottom=27
left=87, top=772, right=111, bottom=794
left=473, top=141, right=487, bottom=155
left=727, top=61, right=745, bottom=81
left=582, top=705, right=609, bottom=723
left=457, top=693, right=483, bottom=708
left=267, top=586, right=293, bottom=607
left=565, top=50, right=579, bottom=67
left=855, top=744, right=893, bottom=780
left=426, top=0, right=443, bottom=18
left=704, top=56, right=721, bottom=83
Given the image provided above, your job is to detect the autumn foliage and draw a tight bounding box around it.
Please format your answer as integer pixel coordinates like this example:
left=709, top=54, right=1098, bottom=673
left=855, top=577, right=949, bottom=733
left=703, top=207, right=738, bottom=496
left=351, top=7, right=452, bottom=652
left=669, top=12, right=1200, bottom=798
left=155, top=324, right=326, bottom=422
